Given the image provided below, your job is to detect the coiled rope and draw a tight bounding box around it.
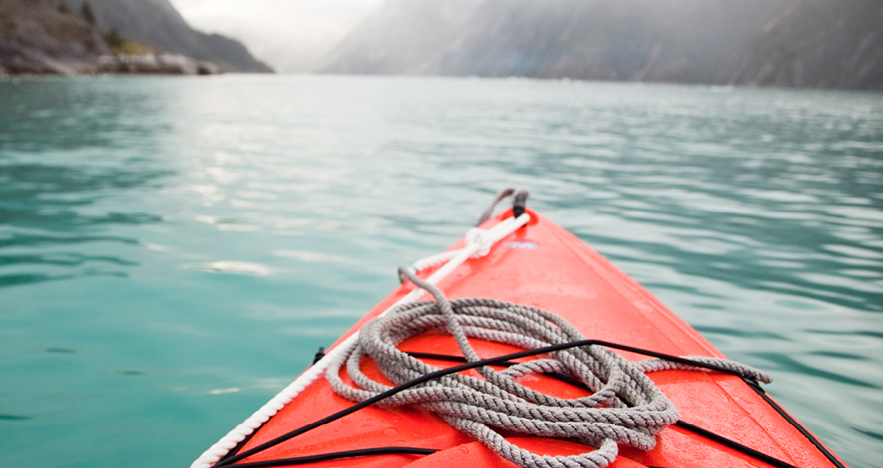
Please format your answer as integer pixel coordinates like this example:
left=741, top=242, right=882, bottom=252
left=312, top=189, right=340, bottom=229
left=327, top=268, right=771, bottom=468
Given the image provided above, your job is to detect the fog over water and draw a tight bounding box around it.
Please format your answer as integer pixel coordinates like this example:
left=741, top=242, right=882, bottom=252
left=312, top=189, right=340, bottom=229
left=168, top=0, right=384, bottom=72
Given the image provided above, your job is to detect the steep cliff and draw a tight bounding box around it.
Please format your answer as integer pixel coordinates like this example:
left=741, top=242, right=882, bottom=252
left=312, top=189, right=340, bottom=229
left=317, top=0, right=883, bottom=90
left=63, top=0, right=272, bottom=73
left=732, top=0, right=883, bottom=90
left=425, top=0, right=786, bottom=84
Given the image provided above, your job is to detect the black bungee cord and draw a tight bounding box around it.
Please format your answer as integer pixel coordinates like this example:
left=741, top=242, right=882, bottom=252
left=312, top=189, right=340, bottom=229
left=213, top=338, right=840, bottom=468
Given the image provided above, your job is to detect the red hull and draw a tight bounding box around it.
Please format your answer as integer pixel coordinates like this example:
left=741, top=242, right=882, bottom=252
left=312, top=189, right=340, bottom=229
left=211, top=209, right=845, bottom=468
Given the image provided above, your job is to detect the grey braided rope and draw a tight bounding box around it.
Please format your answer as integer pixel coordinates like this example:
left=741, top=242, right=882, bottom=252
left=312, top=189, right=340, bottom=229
left=326, top=268, right=771, bottom=468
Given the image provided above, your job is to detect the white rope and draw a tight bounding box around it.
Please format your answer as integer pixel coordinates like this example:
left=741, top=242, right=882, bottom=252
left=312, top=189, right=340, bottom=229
left=190, top=213, right=531, bottom=468
left=408, top=216, right=521, bottom=275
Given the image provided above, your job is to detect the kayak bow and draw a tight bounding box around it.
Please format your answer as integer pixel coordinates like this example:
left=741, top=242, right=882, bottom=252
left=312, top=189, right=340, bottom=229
left=194, top=190, right=847, bottom=468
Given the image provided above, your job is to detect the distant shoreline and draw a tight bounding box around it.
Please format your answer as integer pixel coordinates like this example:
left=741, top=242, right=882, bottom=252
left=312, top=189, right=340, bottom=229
left=4, top=73, right=880, bottom=95
left=0, top=53, right=221, bottom=77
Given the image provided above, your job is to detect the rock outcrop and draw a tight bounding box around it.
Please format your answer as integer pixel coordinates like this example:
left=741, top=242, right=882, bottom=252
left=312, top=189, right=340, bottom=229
left=0, top=0, right=266, bottom=76
left=63, top=0, right=272, bottom=73
left=0, top=0, right=108, bottom=75
left=98, top=53, right=220, bottom=75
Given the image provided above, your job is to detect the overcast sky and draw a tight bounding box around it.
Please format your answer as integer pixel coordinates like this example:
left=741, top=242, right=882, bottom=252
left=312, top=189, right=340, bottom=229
left=168, top=0, right=384, bottom=73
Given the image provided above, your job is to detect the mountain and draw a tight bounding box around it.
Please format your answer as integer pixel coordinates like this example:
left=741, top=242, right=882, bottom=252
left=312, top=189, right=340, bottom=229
left=318, top=0, right=883, bottom=90
left=63, top=0, right=272, bottom=73
left=424, top=0, right=787, bottom=84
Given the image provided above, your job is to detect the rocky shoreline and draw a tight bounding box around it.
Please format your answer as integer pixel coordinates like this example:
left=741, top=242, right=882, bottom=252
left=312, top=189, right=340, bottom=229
left=98, top=53, right=219, bottom=75
left=0, top=52, right=220, bottom=76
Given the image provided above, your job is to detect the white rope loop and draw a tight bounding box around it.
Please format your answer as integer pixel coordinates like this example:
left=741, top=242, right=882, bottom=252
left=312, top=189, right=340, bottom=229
left=408, top=214, right=526, bottom=276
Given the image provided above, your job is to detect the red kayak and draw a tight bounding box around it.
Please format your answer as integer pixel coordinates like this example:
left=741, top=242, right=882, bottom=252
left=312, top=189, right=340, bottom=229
left=193, top=191, right=847, bottom=468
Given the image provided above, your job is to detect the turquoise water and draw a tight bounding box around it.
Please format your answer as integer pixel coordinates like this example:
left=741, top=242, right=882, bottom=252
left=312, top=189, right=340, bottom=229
left=1, top=75, right=881, bottom=467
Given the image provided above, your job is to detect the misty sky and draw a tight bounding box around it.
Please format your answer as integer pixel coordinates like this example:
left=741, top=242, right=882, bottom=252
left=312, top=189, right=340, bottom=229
left=168, top=0, right=384, bottom=73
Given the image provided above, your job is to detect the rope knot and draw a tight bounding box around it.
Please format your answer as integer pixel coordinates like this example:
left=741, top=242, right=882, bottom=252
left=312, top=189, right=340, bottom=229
left=466, top=227, right=495, bottom=258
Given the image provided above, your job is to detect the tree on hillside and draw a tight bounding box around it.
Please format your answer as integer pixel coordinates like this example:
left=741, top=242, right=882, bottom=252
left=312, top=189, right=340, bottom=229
left=105, top=27, right=125, bottom=51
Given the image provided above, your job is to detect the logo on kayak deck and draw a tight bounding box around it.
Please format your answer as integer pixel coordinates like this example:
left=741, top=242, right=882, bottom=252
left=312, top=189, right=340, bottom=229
left=507, top=241, right=538, bottom=249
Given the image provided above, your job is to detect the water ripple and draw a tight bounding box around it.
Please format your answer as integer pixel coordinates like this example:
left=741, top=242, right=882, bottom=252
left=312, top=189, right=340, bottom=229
left=0, top=76, right=880, bottom=468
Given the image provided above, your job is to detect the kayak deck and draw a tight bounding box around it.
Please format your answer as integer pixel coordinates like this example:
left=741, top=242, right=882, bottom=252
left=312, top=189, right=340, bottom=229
left=208, top=209, right=845, bottom=468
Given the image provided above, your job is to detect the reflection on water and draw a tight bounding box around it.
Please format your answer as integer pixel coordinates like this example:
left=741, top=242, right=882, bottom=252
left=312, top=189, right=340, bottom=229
left=0, top=75, right=881, bottom=468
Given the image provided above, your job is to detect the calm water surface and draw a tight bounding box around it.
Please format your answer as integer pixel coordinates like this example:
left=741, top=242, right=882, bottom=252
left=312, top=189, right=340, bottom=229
left=0, top=75, right=881, bottom=467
